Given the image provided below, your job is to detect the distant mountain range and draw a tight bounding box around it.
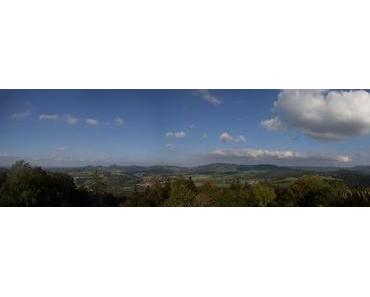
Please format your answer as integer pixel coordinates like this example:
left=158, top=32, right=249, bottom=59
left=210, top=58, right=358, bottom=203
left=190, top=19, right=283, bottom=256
left=43, top=163, right=370, bottom=175
left=3, top=163, right=370, bottom=175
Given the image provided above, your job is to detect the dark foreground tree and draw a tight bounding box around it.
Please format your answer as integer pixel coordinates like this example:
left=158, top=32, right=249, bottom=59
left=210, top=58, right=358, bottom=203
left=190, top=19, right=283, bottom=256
left=0, top=161, right=79, bottom=206
left=0, top=161, right=119, bottom=207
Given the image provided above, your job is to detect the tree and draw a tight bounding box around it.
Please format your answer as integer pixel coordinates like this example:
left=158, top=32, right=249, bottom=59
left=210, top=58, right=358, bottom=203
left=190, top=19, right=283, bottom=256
left=0, top=161, right=42, bottom=206
left=249, top=183, right=277, bottom=207
left=0, top=171, right=7, bottom=188
left=164, top=176, right=197, bottom=207
left=194, top=181, right=218, bottom=207
left=0, top=161, right=82, bottom=206
left=215, top=181, right=252, bottom=207
left=288, top=176, right=333, bottom=207
left=273, top=186, right=298, bottom=207
left=145, top=176, right=163, bottom=206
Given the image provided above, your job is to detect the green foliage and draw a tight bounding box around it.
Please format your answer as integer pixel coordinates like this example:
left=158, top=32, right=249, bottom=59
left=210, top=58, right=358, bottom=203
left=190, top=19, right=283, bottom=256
left=2, top=161, right=370, bottom=207
left=194, top=182, right=219, bottom=207
left=163, top=176, right=197, bottom=207
left=216, top=182, right=250, bottom=207
left=0, top=161, right=119, bottom=207
left=0, top=161, right=77, bottom=206
left=249, top=184, right=277, bottom=207
left=289, top=176, right=333, bottom=206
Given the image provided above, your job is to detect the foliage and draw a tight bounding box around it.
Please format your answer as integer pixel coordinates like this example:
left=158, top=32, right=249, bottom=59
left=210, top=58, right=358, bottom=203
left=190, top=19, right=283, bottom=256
left=249, top=184, right=277, bottom=207
left=0, top=161, right=119, bottom=207
left=163, top=176, right=197, bottom=207
left=2, top=161, right=370, bottom=207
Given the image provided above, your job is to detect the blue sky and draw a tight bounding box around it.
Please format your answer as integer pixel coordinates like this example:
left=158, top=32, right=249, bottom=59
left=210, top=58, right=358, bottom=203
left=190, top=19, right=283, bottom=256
left=1, top=89, right=370, bottom=167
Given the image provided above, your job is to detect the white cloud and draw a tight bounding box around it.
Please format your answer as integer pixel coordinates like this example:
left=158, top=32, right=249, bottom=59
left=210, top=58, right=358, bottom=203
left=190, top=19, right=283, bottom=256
left=166, top=131, right=186, bottom=139
left=175, top=131, right=186, bottom=138
left=11, top=109, right=32, bottom=119
left=195, top=90, right=221, bottom=105
left=166, top=144, right=176, bottom=151
left=65, top=115, right=78, bottom=126
left=86, top=118, right=99, bottom=126
left=220, top=132, right=246, bottom=143
left=262, top=89, right=370, bottom=141
left=261, top=117, right=284, bottom=131
left=114, top=117, right=124, bottom=126
left=213, top=148, right=300, bottom=159
left=220, top=132, right=233, bottom=143
left=39, top=114, right=59, bottom=121
left=202, top=133, right=208, bottom=139
left=211, top=148, right=352, bottom=165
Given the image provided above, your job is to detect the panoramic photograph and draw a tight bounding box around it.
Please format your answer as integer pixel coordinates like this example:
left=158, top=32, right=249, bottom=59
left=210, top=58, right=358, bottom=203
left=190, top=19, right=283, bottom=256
left=1, top=89, right=370, bottom=207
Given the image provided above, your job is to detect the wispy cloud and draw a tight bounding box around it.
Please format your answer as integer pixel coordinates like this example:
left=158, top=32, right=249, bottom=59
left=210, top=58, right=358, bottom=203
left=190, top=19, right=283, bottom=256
left=86, top=118, right=99, bottom=126
left=166, top=144, right=176, bottom=151
left=11, top=109, right=32, bottom=119
left=39, top=114, right=59, bottom=121
left=65, top=115, right=79, bottom=126
left=219, top=132, right=246, bottom=143
left=166, top=131, right=186, bottom=139
left=194, top=90, right=221, bottom=105
left=114, top=117, right=124, bottom=126
left=202, top=133, right=208, bottom=139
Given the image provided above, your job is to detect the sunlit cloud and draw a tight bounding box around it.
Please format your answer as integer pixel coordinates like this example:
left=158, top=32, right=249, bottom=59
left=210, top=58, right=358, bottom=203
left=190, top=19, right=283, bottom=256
left=262, top=89, right=370, bottom=141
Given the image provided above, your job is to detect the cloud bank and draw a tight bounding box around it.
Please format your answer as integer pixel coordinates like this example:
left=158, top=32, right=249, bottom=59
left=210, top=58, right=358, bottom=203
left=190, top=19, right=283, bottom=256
left=209, top=148, right=352, bottom=166
left=262, top=90, right=370, bottom=141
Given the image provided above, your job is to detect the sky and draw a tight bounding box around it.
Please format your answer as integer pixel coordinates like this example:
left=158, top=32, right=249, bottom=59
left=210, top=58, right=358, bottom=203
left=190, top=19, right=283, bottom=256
left=1, top=89, right=370, bottom=167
